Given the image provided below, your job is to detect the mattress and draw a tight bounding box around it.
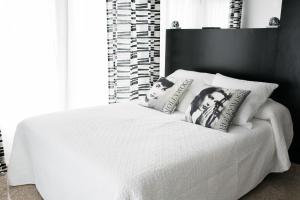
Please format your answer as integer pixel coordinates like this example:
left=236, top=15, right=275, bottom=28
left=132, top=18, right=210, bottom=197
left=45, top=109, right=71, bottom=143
left=8, top=102, right=292, bottom=200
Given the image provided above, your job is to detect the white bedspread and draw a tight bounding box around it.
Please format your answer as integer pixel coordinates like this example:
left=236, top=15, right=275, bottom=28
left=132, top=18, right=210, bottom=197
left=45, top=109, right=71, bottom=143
left=8, top=101, right=292, bottom=200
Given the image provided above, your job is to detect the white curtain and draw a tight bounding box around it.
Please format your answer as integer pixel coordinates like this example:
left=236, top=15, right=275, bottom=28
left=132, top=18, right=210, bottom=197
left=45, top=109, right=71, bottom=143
left=68, top=0, right=108, bottom=109
left=0, top=0, right=108, bottom=160
left=0, top=0, right=63, bottom=161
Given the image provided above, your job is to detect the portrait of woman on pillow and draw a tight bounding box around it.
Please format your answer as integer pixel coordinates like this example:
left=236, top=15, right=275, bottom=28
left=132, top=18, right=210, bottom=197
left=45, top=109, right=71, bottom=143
left=186, top=87, right=232, bottom=128
left=145, top=77, right=174, bottom=102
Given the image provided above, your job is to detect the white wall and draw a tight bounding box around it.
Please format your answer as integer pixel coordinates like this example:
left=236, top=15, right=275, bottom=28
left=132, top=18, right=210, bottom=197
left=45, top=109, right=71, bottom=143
left=163, top=0, right=230, bottom=29
left=242, top=0, right=282, bottom=28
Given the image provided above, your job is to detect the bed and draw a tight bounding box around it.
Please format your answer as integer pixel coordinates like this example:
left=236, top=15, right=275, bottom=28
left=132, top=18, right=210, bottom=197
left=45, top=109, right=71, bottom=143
left=8, top=100, right=293, bottom=200
left=8, top=28, right=295, bottom=200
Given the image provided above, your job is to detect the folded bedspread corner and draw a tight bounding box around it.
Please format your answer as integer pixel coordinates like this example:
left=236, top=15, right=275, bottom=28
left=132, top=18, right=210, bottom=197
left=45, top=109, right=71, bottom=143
left=8, top=120, right=35, bottom=186
left=255, top=99, right=294, bottom=173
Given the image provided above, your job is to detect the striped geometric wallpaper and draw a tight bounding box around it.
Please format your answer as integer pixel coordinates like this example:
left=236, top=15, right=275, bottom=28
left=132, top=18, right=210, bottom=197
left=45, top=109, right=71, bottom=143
left=0, top=130, right=7, bottom=175
left=229, top=0, right=243, bottom=28
left=106, top=0, right=160, bottom=103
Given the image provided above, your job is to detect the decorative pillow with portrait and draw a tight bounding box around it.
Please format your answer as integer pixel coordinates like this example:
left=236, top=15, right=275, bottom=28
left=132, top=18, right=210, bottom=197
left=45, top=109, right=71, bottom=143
left=185, top=86, right=250, bottom=132
left=140, top=77, right=193, bottom=114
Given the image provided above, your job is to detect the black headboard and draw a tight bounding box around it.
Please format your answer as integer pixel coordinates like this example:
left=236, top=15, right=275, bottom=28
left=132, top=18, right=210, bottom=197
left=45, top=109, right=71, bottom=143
left=165, top=29, right=279, bottom=81
left=165, top=28, right=300, bottom=163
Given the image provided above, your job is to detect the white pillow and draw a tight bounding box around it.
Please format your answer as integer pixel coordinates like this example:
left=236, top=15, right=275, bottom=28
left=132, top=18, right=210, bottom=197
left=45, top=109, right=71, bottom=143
left=212, top=73, right=278, bottom=128
left=167, top=69, right=215, bottom=112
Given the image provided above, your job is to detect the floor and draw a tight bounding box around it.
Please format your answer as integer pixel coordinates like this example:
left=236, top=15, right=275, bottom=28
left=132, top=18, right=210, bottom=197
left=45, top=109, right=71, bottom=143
left=0, top=164, right=299, bottom=200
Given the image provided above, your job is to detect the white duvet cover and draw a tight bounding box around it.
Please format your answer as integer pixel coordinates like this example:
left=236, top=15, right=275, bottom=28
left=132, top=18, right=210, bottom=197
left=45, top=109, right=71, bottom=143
left=8, top=102, right=292, bottom=200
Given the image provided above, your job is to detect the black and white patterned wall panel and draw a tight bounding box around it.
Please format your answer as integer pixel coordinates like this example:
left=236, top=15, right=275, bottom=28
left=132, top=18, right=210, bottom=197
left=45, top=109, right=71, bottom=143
left=0, top=130, right=7, bottom=175
left=106, top=0, right=160, bottom=103
left=229, top=0, right=243, bottom=29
